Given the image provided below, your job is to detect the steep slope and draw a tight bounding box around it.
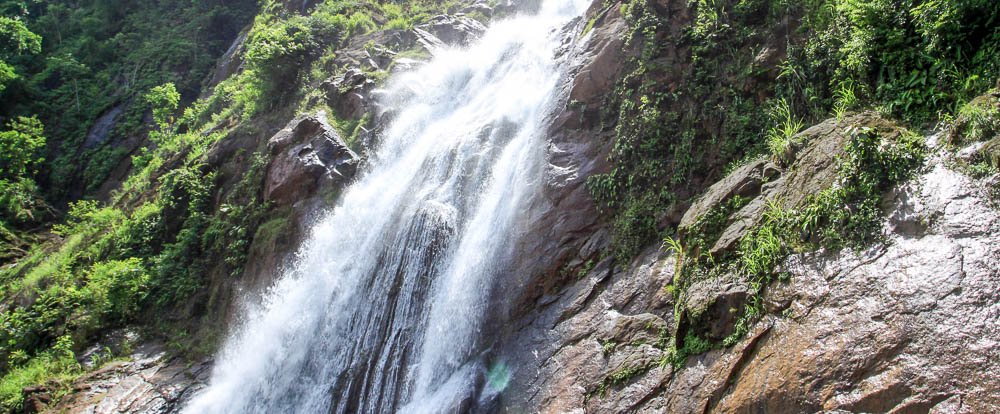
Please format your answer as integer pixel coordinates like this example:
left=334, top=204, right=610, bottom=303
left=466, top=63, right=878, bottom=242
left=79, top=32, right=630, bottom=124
left=2, top=0, right=1000, bottom=412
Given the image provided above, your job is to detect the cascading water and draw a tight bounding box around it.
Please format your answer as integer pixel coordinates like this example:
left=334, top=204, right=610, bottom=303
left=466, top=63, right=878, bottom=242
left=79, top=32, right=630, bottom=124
left=184, top=0, right=588, bottom=412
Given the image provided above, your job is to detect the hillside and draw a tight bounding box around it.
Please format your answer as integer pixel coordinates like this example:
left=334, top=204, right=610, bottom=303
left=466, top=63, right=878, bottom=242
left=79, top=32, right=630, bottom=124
left=0, top=0, right=998, bottom=412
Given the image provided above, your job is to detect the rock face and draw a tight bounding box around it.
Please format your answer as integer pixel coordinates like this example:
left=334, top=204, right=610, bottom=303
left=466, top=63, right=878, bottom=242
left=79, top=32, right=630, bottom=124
left=414, top=14, right=486, bottom=48
left=681, top=113, right=903, bottom=256
left=498, top=117, right=1000, bottom=412
left=264, top=111, right=360, bottom=207
left=46, top=345, right=209, bottom=414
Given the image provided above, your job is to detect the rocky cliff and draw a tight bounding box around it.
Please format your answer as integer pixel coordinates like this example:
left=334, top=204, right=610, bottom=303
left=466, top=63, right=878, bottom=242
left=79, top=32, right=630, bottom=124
left=9, top=0, right=1000, bottom=412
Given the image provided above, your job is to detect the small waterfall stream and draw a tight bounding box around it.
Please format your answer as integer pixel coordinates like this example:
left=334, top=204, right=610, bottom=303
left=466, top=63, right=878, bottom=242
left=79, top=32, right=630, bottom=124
left=184, top=0, right=589, bottom=412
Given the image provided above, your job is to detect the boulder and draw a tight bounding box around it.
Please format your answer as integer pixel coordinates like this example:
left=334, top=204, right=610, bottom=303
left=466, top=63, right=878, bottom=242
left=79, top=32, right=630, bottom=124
left=503, top=113, right=1000, bottom=413
left=265, top=112, right=360, bottom=206
left=322, top=68, right=377, bottom=120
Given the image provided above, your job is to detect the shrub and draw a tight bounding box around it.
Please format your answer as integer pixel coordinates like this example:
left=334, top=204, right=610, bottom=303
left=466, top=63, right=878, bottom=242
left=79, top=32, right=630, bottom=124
left=0, top=336, right=79, bottom=413
left=83, top=259, right=150, bottom=323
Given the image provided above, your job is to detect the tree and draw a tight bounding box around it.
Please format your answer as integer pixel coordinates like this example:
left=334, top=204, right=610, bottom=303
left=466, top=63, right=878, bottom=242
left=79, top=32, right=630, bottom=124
left=0, top=115, right=45, bottom=181
left=0, top=15, right=41, bottom=93
left=0, top=116, right=45, bottom=225
left=145, top=82, right=180, bottom=132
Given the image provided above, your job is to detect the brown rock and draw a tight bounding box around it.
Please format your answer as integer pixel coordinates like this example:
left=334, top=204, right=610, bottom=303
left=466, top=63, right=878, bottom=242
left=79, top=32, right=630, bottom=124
left=264, top=112, right=360, bottom=206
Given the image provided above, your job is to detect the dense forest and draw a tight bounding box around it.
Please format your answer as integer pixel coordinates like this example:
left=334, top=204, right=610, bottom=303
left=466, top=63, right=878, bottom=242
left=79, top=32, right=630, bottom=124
left=0, top=0, right=998, bottom=412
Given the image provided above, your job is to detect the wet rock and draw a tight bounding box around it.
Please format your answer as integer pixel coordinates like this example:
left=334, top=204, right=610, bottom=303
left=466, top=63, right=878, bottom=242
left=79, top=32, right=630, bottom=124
left=83, top=105, right=124, bottom=150
left=497, top=249, right=676, bottom=413
left=53, top=344, right=210, bottom=414
left=706, top=160, right=1000, bottom=412
left=508, top=121, right=1000, bottom=413
left=421, top=15, right=486, bottom=46
left=412, top=14, right=486, bottom=53
left=567, top=6, right=626, bottom=109
left=265, top=112, right=360, bottom=206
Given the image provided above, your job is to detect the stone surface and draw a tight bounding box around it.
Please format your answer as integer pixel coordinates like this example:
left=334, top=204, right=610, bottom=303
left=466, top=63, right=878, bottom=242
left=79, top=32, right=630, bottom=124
left=264, top=111, right=360, bottom=206
left=501, top=126, right=1000, bottom=413
left=418, top=15, right=486, bottom=47
left=48, top=344, right=210, bottom=414
left=680, top=277, right=749, bottom=341
left=321, top=68, right=376, bottom=120
left=682, top=113, right=903, bottom=256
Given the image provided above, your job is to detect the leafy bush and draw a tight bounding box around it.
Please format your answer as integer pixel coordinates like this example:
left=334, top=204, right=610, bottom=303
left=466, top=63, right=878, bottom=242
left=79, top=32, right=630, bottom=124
left=146, top=83, right=180, bottom=133
left=0, top=116, right=44, bottom=182
left=0, top=336, right=78, bottom=413
left=83, top=259, right=150, bottom=323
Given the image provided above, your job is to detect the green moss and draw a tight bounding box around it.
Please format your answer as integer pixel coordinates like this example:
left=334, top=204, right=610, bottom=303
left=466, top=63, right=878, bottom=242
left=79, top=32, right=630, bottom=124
left=591, top=360, right=653, bottom=398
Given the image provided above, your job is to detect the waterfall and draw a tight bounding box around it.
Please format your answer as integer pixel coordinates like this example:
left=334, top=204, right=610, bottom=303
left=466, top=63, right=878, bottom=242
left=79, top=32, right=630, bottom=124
left=183, top=0, right=588, bottom=412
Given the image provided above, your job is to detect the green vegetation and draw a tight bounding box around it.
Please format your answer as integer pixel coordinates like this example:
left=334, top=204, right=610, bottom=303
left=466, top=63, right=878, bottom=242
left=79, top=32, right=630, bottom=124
left=0, top=0, right=487, bottom=409
left=589, top=0, right=1000, bottom=262
left=0, top=0, right=258, bottom=200
left=0, top=336, right=79, bottom=411
left=0, top=15, right=40, bottom=93
left=582, top=0, right=996, bottom=374
left=765, top=99, right=805, bottom=163
left=0, top=116, right=47, bottom=228
left=665, top=125, right=926, bottom=362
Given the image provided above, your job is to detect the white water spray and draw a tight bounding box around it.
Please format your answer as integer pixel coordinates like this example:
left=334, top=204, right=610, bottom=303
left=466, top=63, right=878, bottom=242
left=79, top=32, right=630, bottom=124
left=184, top=0, right=588, bottom=411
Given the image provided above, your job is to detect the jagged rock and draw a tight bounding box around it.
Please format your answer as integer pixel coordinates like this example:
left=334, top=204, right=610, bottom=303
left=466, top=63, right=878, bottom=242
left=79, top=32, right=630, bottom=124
left=504, top=120, right=1000, bottom=413
left=683, top=113, right=902, bottom=256
left=413, top=14, right=486, bottom=52
left=265, top=112, right=359, bottom=206
left=423, top=15, right=486, bottom=46
left=704, top=156, right=1000, bottom=412
left=490, top=0, right=626, bottom=320
left=497, top=249, right=676, bottom=413
left=678, top=157, right=777, bottom=230
left=321, top=68, right=376, bottom=120
left=52, top=344, right=210, bottom=414
left=680, top=277, right=750, bottom=341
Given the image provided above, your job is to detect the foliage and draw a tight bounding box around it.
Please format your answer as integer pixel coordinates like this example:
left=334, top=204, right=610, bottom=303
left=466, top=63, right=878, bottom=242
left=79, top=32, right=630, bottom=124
left=0, top=116, right=44, bottom=182
left=765, top=99, right=805, bottom=163
left=0, top=116, right=46, bottom=228
left=782, top=0, right=1000, bottom=124
left=951, top=96, right=1000, bottom=144
left=0, top=0, right=258, bottom=201
left=145, top=83, right=179, bottom=133
left=588, top=0, right=779, bottom=261
left=592, top=0, right=1000, bottom=267
left=0, top=335, right=78, bottom=412
left=0, top=15, right=40, bottom=92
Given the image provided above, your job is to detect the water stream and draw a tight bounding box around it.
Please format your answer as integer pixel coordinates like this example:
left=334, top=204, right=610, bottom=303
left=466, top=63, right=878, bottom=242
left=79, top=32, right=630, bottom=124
left=184, top=0, right=588, bottom=411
